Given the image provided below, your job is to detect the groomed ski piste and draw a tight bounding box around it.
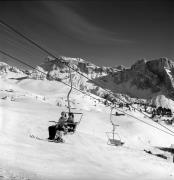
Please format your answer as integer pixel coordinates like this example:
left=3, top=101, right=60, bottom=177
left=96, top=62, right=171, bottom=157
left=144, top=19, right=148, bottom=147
left=0, top=77, right=174, bottom=180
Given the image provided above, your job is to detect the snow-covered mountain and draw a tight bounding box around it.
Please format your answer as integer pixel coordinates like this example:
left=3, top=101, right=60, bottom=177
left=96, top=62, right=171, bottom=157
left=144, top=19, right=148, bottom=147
left=26, top=56, right=174, bottom=108
left=1, top=56, right=174, bottom=109
left=28, top=56, right=119, bottom=97
left=0, top=62, right=26, bottom=78
left=30, top=56, right=111, bottom=80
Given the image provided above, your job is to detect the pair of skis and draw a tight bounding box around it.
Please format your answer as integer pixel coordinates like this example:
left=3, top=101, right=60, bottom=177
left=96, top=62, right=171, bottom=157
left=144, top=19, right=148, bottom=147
left=30, top=134, right=65, bottom=143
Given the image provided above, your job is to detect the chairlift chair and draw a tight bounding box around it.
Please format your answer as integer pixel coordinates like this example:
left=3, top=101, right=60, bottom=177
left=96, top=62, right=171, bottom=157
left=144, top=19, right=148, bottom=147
left=106, top=107, right=124, bottom=146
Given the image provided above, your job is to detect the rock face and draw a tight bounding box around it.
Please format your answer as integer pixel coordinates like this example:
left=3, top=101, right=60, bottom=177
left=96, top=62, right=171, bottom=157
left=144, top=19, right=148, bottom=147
left=133, top=58, right=174, bottom=91
left=146, top=58, right=174, bottom=90
left=97, top=57, right=174, bottom=99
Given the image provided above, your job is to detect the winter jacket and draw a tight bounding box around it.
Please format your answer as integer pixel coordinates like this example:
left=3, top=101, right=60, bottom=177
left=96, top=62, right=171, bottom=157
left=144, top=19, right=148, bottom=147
left=57, top=116, right=67, bottom=127
left=67, top=117, right=74, bottom=124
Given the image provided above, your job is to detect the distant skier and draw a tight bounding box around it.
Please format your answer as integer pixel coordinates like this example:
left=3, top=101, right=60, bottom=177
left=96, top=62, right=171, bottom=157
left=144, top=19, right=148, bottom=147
left=48, top=111, right=67, bottom=142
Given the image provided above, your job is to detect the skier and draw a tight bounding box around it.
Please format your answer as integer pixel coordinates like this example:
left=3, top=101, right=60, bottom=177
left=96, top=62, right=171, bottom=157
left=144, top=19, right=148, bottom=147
left=66, top=112, right=76, bottom=132
left=54, top=111, right=67, bottom=142
left=67, top=112, right=74, bottom=123
left=48, top=111, right=67, bottom=142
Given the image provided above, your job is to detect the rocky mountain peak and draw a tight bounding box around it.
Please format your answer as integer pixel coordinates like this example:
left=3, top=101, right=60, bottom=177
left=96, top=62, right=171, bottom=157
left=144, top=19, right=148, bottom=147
left=94, top=58, right=174, bottom=100
left=131, top=59, right=147, bottom=71
left=146, top=58, right=174, bottom=75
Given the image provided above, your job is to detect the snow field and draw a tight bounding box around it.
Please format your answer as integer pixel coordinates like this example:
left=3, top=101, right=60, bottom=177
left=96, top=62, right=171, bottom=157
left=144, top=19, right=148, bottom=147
left=0, top=78, right=174, bottom=180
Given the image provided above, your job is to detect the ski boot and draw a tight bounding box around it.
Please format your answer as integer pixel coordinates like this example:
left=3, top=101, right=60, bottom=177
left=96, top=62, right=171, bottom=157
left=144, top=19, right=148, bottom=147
left=54, top=137, right=64, bottom=143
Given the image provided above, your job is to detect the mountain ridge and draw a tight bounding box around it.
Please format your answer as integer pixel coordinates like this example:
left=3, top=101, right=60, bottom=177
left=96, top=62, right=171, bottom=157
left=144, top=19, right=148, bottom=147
left=1, top=56, right=174, bottom=109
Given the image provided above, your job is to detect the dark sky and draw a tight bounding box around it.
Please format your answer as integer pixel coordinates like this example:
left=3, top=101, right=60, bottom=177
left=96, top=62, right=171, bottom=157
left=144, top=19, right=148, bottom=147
left=0, top=0, right=173, bottom=68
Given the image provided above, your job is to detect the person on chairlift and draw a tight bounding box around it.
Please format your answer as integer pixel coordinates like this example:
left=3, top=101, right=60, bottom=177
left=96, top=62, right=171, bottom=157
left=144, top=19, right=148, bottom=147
left=54, top=111, right=67, bottom=142
left=66, top=112, right=76, bottom=132
left=48, top=111, right=67, bottom=141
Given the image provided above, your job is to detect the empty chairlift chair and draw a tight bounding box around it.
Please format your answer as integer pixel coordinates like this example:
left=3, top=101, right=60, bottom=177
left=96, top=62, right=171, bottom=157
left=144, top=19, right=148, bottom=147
left=106, top=107, right=124, bottom=146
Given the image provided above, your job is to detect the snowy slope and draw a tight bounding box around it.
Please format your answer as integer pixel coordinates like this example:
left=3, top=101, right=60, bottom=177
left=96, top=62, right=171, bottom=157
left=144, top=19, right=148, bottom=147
left=0, top=77, right=174, bottom=180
